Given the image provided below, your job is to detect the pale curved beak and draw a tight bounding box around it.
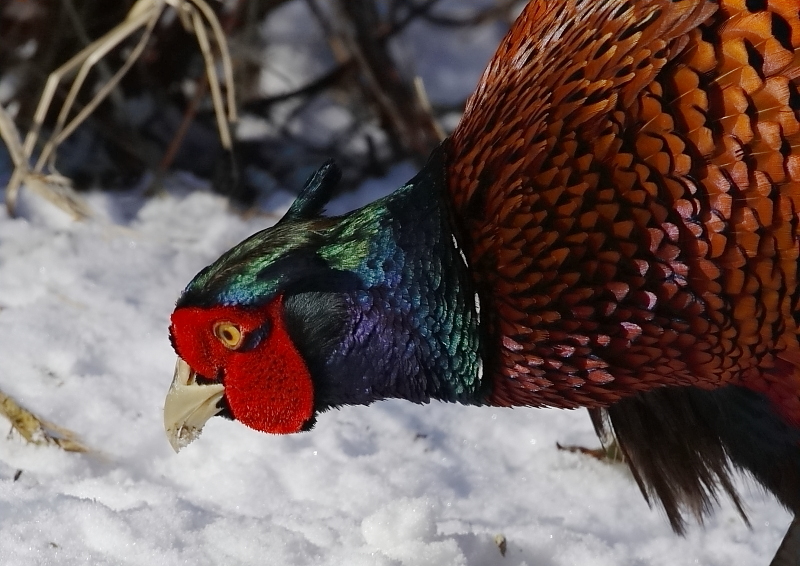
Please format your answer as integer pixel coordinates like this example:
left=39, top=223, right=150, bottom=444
left=164, top=358, right=225, bottom=453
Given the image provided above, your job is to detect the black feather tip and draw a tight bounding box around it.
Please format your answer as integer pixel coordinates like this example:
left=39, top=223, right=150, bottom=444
left=282, top=160, right=342, bottom=222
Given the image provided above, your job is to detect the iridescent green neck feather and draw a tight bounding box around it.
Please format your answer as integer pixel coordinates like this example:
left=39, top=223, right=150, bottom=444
left=177, top=145, right=487, bottom=410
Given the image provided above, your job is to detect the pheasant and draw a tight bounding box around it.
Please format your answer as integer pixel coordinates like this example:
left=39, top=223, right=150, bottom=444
left=164, top=0, right=800, bottom=562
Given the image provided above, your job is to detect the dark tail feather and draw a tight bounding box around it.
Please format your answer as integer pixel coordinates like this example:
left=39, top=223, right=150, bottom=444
left=593, top=385, right=800, bottom=534
left=592, top=388, right=745, bottom=534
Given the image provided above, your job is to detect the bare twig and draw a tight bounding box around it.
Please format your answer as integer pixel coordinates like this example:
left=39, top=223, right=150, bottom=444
left=556, top=440, right=626, bottom=463
left=415, top=0, right=522, bottom=28
left=2, top=0, right=238, bottom=218
left=58, top=0, right=128, bottom=117
left=242, top=60, right=356, bottom=113
left=330, top=0, right=442, bottom=160
left=384, top=0, right=440, bottom=36
left=0, top=389, right=88, bottom=453
left=156, top=0, right=246, bottom=180
left=0, top=103, right=89, bottom=219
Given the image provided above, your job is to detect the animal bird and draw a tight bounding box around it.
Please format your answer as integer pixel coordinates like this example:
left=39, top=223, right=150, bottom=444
left=164, top=0, right=800, bottom=562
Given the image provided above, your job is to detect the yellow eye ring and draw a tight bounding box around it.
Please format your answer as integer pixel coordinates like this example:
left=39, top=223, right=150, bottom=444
left=214, top=322, right=243, bottom=350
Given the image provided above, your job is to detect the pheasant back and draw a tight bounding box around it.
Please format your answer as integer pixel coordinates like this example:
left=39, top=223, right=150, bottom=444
left=448, top=0, right=800, bottom=424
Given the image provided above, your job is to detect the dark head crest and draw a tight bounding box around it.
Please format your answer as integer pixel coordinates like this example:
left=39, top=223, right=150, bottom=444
left=282, top=160, right=342, bottom=222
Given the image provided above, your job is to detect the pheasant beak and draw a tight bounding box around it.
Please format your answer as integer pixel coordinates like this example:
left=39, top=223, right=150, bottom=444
left=164, top=357, right=225, bottom=453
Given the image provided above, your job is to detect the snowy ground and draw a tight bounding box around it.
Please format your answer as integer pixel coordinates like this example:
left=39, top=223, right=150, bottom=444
left=0, top=1, right=793, bottom=563
left=0, top=168, right=791, bottom=566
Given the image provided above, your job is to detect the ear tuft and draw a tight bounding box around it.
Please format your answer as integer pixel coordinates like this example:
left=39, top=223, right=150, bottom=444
left=282, top=160, right=342, bottom=222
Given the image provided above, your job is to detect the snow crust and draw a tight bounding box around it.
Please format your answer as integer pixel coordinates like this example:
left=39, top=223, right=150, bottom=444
left=0, top=2, right=792, bottom=563
left=0, top=172, right=790, bottom=566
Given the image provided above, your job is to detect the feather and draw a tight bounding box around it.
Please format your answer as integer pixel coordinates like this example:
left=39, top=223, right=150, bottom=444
left=282, top=160, right=341, bottom=222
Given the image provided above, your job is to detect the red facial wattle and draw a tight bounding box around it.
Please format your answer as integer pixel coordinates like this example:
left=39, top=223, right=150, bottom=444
left=169, top=296, right=314, bottom=435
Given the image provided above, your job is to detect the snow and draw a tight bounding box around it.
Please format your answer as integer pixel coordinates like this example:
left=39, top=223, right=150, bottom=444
left=0, top=169, right=791, bottom=566
left=0, top=2, right=793, bottom=563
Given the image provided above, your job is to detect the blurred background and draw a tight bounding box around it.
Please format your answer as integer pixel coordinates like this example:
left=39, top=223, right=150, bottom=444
left=0, top=0, right=521, bottom=208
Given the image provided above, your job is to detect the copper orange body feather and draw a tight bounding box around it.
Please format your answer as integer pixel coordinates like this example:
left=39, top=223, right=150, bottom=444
left=450, top=0, right=800, bottom=421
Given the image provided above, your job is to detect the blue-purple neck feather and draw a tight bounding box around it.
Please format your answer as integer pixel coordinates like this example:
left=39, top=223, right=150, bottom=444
left=178, top=144, right=487, bottom=409
left=322, top=158, right=483, bottom=407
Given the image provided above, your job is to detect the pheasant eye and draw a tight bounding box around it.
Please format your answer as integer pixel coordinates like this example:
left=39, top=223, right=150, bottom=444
left=213, top=321, right=243, bottom=350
